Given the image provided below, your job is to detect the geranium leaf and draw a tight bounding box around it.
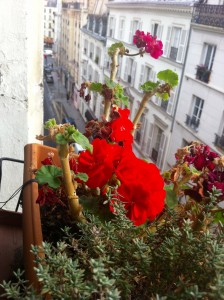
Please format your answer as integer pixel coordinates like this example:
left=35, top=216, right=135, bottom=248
left=141, top=81, right=159, bottom=92
left=156, top=92, right=169, bottom=100
left=90, top=82, right=103, bottom=93
left=55, top=133, right=68, bottom=145
left=71, top=131, right=93, bottom=153
left=105, top=79, right=116, bottom=89
left=35, top=165, right=62, bottom=189
left=44, top=118, right=57, bottom=129
left=108, top=42, right=125, bottom=57
left=164, top=186, right=178, bottom=208
left=75, top=172, right=88, bottom=182
left=157, top=69, right=178, bottom=87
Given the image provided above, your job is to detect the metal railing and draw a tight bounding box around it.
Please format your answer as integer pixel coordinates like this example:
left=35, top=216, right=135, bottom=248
left=192, top=4, right=224, bottom=29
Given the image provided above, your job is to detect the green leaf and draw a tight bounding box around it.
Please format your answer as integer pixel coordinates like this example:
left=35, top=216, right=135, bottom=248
left=75, top=172, right=88, bottom=182
left=90, top=82, right=103, bottom=93
left=141, top=81, right=159, bottom=92
left=44, top=118, right=57, bottom=129
left=156, top=92, right=169, bottom=100
left=105, top=79, right=116, bottom=89
left=71, top=131, right=93, bottom=153
left=157, top=69, right=178, bottom=87
left=164, top=185, right=178, bottom=209
left=35, top=165, right=62, bottom=189
left=67, top=125, right=76, bottom=134
left=213, top=211, right=224, bottom=224
left=55, top=133, right=68, bottom=145
left=108, top=42, right=125, bottom=57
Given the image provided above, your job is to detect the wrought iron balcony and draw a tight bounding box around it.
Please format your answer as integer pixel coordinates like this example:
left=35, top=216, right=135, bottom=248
left=214, top=134, right=224, bottom=150
left=185, top=114, right=200, bottom=131
left=195, top=65, right=211, bottom=83
left=192, top=4, right=224, bottom=29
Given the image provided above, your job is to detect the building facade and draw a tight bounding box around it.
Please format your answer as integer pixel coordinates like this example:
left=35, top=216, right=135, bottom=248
left=105, top=0, right=196, bottom=171
left=167, top=1, right=224, bottom=168
left=44, top=0, right=58, bottom=47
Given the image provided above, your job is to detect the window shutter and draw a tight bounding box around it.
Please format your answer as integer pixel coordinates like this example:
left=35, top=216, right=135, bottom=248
left=131, top=61, right=137, bottom=87
left=142, top=118, right=148, bottom=153
left=112, top=18, right=116, bottom=38
left=151, top=23, right=154, bottom=35
left=139, top=65, right=145, bottom=91
left=163, top=26, right=172, bottom=57
left=157, top=25, right=163, bottom=40
left=129, top=21, right=133, bottom=43
left=157, top=133, right=167, bottom=169
left=123, top=58, right=128, bottom=81
left=150, top=70, right=156, bottom=82
left=176, top=29, right=187, bottom=63
left=166, top=89, right=175, bottom=115
left=146, top=123, right=154, bottom=156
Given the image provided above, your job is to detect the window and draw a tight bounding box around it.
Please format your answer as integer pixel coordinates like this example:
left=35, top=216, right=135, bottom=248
left=186, top=96, right=204, bottom=131
left=129, top=20, right=141, bottom=43
left=196, top=43, right=216, bottom=83
left=123, top=58, right=137, bottom=87
left=89, top=43, right=94, bottom=59
left=139, top=65, right=156, bottom=91
left=95, top=47, right=101, bottom=65
left=214, top=112, right=224, bottom=149
left=135, top=114, right=146, bottom=145
left=146, top=124, right=167, bottom=169
left=84, top=39, right=88, bottom=55
left=163, top=27, right=187, bottom=63
left=108, top=17, right=116, bottom=38
left=151, top=23, right=163, bottom=39
left=118, top=18, right=125, bottom=40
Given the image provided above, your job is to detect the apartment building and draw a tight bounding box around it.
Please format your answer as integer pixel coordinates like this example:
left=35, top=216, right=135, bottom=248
left=167, top=1, right=224, bottom=167
left=105, top=0, right=196, bottom=171
left=44, top=0, right=57, bottom=47
left=79, top=1, right=108, bottom=119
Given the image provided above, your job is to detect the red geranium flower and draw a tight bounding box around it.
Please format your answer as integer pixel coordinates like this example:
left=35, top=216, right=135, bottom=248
left=77, top=138, right=122, bottom=189
left=109, top=108, right=134, bottom=148
left=114, top=151, right=165, bottom=225
left=36, top=186, right=64, bottom=207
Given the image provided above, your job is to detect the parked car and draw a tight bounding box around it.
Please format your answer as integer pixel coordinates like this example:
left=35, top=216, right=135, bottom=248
left=44, top=49, right=53, bottom=56
left=44, top=66, right=53, bottom=75
left=46, top=74, right=54, bottom=84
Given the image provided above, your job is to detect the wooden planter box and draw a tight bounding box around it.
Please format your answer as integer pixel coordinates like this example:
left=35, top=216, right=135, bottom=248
left=0, top=210, right=23, bottom=297
left=23, top=143, right=59, bottom=289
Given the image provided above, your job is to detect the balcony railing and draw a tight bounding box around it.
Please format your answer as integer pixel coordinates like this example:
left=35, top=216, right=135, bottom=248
left=214, top=134, right=224, bottom=150
left=185, top=114, right=200, bottom=131
left=62, top=2, right=81, bottom=9
left=192, top=4, right=224, bottom=29
left=195, top=65, right=211, bottom=83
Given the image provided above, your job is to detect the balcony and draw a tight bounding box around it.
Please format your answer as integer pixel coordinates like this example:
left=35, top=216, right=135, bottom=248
left=192, top=4, right=224, bottom=29
left=62, top=2, right=81, bottom=9
left=195, top=65, right=211, bottom=83
left=214, top=134, right=224, bottom=150
left=185, top=114, right=200, bottom=131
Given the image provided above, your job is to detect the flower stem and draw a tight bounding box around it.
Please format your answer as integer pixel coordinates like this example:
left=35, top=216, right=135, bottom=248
left=58, top=143, right=85, bottom=223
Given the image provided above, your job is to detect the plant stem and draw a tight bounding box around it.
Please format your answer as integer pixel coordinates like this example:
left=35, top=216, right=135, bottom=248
left=132, top=91, right=153, bottom=134
left=58, top=144, right=85, bottom=223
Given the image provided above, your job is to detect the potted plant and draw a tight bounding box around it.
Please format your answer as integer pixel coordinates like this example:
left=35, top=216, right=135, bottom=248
left=1, top=31, right=224, bottom=299
left=196, top=64, right=211, bottom=83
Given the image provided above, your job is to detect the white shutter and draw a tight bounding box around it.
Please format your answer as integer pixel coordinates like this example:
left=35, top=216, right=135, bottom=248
left=131, top=61, right=137, bottom=87
left=142, top=118, right=148, bottom=153
left=150, top=70, right=156, bottom=82
left=129, top=21, right=133, bottom=43
left=157, top=133, right=167, bottom=169
left=146, top=123, right=154, bottom=156
left=139, top=21, right=143, bottom=31
left=157, top=25, right=163, bottom=40
left=167, top=89, right=175, bottom=115
left=113, top=18, right=116, bottom=38
left=139, top=65, right=145, bottom=91
left=123, top=58, right=128, bottom=81
left=176, top=29, right=187, bottom=63
left=163, top=26, right=172, bottom=57
left=151, top=23, right=154, bottom=36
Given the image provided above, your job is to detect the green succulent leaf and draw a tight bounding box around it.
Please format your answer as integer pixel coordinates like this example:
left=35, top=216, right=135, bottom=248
left=35, top=165, right=62, bottom=189
left=108, top=42, right=125, bottom=57
left=44, top=118, right=57, bottom=129
left=55, top=133, right=68, bottom=145
left=213, top=211, right=224, bottom=224
left=164, top=185, right=178, bottom=209
left=75, top=172, right=89, bottom=182
left=71, top=131, right=93, bottom=153
left=141, top=81, right=159, bottom=92
left=157, top=69, right=178, bottom=87
left=90, top=82, right=103, bottom=93
left=105, top=79, right=116, bottom=89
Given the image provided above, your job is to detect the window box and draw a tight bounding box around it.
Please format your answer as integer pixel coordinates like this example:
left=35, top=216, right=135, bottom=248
left=196, top=65, right=211, bottom=83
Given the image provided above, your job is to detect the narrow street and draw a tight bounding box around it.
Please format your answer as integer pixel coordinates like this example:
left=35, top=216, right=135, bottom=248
left=43, top=55, right=86, bottom=146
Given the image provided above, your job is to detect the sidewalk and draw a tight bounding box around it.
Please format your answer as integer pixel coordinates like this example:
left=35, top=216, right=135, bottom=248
left=51, top=69, right=86, bottom=133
